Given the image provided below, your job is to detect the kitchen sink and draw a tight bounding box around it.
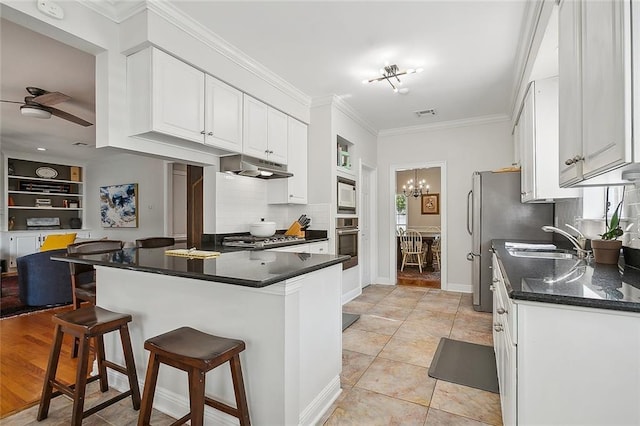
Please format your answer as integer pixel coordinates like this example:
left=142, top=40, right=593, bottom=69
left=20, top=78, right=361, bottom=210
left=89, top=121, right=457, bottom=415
left=507, top=249, right=576, bottom=260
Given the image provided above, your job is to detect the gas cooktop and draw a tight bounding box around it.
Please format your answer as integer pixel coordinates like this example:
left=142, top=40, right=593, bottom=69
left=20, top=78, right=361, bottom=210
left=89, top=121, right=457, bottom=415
left=222, top=234, right=305, bottom=249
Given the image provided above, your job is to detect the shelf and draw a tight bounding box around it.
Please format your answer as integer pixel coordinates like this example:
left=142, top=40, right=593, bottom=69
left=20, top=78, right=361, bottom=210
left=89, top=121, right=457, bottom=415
left=8, top=207, right=83, bottom=211
left=8, top=191, right=83, bottom=197
left=8, top=175, right=83, bottom=185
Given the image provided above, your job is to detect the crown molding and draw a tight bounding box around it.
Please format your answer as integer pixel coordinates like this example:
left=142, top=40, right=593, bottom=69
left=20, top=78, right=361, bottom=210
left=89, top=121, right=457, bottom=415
left=378, top=114, right=510, bottom=137
left=145, top=1, right=311, bottom=108
left=311, top=95, right=378, bottom=136
left=76, top=0, right=146, bottom=23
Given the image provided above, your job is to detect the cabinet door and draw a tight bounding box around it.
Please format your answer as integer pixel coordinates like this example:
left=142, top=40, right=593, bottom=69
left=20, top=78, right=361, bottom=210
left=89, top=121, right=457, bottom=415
left=558, top=0, right=584, bottom=186
left=152, top=49, right=205, bottom=143
left=9, top=233, right=41, bottom=267
left=243, top=95, right=269, bottom=160
left=286, top=118, right=307, bottom=203
left=205, top=75, right=243, bottom=152
left=581, top=0, right=629, bottom=178
left=308, top=241, right=329, bottom=254
left=519, top=83, right=535, bottom=202
left=267, top=108, right=288, bottom=165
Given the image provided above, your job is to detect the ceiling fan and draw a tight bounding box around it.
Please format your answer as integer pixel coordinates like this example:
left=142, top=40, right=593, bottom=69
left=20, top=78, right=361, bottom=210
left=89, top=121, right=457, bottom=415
left=0, top=87, right=93, bottom=127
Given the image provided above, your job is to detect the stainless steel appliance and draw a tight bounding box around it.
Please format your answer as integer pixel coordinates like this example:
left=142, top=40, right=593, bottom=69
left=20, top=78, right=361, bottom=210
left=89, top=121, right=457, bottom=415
left=336, top=218, right=358, bottom=269
left=222, top=234, right=304, bottom=249
left=337, top=177, right=356, bottom=214
left=466, top=171, right=553, bottom=312
left=219, top=154, right=293, bottom=179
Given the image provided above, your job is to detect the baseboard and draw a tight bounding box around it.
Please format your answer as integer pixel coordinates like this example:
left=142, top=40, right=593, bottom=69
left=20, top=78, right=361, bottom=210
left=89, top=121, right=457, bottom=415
left=342, top=286, right=362, bottom=304
left=445, top=282, right=472, bottom=293
left=299, top=375, right=341, bottom=425
left=374, top=276, right=394, bottom=285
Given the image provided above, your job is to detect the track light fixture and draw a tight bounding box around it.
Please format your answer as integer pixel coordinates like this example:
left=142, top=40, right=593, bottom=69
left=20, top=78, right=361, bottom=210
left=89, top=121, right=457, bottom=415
left=362, top=63, right=424, bottom=93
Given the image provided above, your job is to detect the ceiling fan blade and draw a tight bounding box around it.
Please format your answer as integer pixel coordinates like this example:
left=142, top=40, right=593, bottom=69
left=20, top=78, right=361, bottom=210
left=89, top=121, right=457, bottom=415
left=32, top=91, right=71, bottom=106
left=45, top=106, right=93, bottom=127
left=0, top=99, right=24, bottom=105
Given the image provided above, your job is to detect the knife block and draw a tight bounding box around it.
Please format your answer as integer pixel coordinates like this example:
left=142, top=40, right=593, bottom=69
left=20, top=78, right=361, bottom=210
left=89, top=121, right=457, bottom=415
left=285, top=221, right=305, bottom=238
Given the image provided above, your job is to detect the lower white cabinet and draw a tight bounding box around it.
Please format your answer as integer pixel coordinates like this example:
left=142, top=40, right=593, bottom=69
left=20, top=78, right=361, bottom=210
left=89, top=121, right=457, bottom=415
left=492, top=253, right=640, bottom=425
left=6, top=230, right=89, bottom=267
left=268, top=241, right=329, bottom=254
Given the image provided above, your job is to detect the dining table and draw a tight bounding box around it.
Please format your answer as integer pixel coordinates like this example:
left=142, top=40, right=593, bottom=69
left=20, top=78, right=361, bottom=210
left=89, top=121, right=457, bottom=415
left=397, top=229, right=440, bottom=269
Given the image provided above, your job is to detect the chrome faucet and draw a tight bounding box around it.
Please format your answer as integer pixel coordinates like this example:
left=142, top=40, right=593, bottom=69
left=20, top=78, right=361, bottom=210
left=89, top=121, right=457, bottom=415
left=541, top=224, right=591, bottom=259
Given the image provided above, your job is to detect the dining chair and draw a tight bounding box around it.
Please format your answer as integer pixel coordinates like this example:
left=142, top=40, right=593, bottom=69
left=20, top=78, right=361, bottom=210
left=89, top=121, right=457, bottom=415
left=431, top=234, right=441, bottom=271
left=400, top=229, right=424, bottom=273
left=66, top=239, right=124, bottom=357
left=135, top=237, right=175, bottom=248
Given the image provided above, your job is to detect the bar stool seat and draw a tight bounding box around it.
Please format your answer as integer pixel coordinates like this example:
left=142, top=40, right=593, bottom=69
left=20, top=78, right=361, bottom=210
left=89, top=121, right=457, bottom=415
left=38, top=306, right=141, bottom=426
left=138, top=326, right=250, bottom=426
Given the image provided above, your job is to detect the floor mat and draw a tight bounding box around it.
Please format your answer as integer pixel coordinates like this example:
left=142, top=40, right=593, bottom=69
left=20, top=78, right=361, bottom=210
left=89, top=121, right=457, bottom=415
left=428, top=337, right=499, bottom=393
left=342, top=312, right=360, bottom=331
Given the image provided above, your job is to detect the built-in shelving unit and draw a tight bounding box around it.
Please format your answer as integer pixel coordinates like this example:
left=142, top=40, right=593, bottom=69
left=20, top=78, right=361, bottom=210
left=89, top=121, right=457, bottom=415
left=6, top=158, right=84, bottom=231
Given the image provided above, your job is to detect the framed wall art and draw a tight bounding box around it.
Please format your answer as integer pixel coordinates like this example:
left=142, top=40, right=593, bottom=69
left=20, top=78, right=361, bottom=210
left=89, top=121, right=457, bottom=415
left=421, top=193, right=439, bottom=215
left=100, top=183, right=138, bottom=228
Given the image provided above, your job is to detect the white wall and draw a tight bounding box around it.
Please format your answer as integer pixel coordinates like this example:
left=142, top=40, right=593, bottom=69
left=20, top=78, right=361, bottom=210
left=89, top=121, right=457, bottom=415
left=377, top=118, right=513, bottom=289
left=85, top=153, right=167, bottom=244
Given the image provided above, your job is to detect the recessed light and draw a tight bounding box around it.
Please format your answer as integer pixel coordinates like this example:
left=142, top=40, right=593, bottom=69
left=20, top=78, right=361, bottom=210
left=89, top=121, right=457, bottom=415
left=37, top=147, right=47, bottom=151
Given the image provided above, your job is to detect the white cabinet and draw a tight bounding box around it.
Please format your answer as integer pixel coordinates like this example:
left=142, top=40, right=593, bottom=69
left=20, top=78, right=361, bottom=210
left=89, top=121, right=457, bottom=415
left=128, top=47, right=242, bottom=153
left=9, top=232, right=43, bottom=267
left=558, top=0, right=634, bottom=186
left=204, top=75, right=243, bottom=151
left=516, top=77, right=579, bottom=202
left=308, top=241, right=329, bottom=254
left=243, top=95, right=288, bottom=164
left=268, top=117, right=308, bottom=204
left=268, top=241, right=328, bottom=254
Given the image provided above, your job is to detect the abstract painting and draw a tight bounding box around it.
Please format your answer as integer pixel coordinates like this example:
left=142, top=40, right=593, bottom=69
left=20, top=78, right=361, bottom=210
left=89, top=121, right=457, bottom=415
left=100, top=183, right=138, bottom=227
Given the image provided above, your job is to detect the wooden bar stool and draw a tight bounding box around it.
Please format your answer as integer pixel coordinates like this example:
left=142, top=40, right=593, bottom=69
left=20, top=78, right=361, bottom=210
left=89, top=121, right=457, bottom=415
left=138, top=326, right=250, bottom=426
left=37, top=306, right=141, bottom=426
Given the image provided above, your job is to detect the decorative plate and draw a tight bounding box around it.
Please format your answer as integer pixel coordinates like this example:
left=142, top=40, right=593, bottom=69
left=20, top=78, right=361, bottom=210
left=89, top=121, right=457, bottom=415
left=35, top=166, right=58, bottom=179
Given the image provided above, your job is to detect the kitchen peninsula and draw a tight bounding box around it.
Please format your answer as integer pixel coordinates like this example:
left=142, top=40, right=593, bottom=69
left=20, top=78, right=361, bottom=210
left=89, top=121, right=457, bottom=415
left=52, top=247, right=349, bottom=425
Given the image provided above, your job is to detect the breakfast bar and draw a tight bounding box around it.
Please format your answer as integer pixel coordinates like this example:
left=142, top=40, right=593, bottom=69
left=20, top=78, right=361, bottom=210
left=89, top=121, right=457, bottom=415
left=52, top=247, right=348, bottom=425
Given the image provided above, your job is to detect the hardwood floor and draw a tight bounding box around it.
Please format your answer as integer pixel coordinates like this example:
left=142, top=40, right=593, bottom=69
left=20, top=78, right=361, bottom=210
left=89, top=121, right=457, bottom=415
left=0, top=305, right=92, bottom=418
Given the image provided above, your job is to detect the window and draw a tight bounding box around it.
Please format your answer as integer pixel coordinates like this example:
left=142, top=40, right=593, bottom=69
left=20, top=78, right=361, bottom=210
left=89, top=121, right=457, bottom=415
left=395, top=194, right=407, bottom=234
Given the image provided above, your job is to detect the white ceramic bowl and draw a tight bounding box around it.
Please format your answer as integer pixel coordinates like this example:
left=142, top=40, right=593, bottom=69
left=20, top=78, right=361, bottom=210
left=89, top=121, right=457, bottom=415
left=250, top=221, right=276, bottom=237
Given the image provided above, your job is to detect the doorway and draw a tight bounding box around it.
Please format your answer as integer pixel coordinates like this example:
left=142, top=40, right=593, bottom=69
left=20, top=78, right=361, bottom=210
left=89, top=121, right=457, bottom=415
left=390, top=162, right=447, bottom=289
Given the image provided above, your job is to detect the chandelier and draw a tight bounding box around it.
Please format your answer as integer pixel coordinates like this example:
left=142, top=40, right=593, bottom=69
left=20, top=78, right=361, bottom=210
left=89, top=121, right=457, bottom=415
left=362, top=63, right=424, bottom=93
left=403, top=169, right=429, bottom=198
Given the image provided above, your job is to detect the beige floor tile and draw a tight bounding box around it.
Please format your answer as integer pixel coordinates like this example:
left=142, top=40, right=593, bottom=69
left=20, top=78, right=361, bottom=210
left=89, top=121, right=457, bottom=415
left=363, top=284, right=396, bottom=296
left=406, top=309, right=456, bottom=323
left=395, top=317, right=452, bottom=340
left=324, top=387, right=428, bottom=426
left=341, top=350, right=375, bottom=386
left=378, top=335, right=441, bottom=368
left=453, top=312, right=493, bottom=334
left=367, top=304, right=414, bottom=321
left=349, top=314, right=403, bottom=335
left=342, top=329, right=391, bottom=356
left=377, top=294, right=422, bottom=309
left=416, top=297, right=460, bottom=314
left=430, top=381, right=502, bottom=425
left=391, top=286, right=430, bottom=296
left=354, top=358, right=436, bottom=406
left=449, top=327, right=493, bottom=347
left=425, top=408, right=492, bottom=426
left=427, top=289, right=463, bottom=299
left=343, top=300, right=376, bottom=315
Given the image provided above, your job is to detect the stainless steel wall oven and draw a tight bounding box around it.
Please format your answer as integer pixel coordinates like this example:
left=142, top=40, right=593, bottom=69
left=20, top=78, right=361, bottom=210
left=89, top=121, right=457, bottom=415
left=336, top=218, right=358, bottom=270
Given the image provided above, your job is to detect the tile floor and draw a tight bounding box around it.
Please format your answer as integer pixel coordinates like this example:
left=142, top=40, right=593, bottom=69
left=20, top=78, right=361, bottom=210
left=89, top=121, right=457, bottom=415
left=320, top=284, right=501, bottom=426
left=2, top=285, right=500, bottom=426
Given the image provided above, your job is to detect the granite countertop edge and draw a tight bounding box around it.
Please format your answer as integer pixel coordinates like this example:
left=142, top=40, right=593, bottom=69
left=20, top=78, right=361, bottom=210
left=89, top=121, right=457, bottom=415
left=492, top=240, right=640, bottom=314
left=51, top=251, right=349, bottom=288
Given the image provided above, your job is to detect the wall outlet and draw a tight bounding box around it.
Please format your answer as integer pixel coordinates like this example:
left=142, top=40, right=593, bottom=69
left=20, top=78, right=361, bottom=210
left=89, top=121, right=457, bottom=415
left=37, top=0, right=64, bottom=20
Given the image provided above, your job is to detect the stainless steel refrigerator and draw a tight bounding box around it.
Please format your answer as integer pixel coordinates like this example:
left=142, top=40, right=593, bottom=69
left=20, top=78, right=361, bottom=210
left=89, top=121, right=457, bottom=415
left=466, top=171, right=553, bottom=312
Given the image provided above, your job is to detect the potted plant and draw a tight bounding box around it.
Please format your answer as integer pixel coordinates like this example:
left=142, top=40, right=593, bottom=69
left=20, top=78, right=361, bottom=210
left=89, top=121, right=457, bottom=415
left=591, top=189, right=624, bottom=264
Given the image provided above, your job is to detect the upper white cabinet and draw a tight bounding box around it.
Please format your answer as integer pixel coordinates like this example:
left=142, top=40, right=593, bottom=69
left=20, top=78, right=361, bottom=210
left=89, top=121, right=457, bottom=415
left=558, top=0, right=634, bottom=186
left=517, top=77, right=579, bottom=202
left=243, top=94, right=288, bottom=164
left=127, top=47, right=242, bottom=153
left=268, top=117, right=308, bottom=204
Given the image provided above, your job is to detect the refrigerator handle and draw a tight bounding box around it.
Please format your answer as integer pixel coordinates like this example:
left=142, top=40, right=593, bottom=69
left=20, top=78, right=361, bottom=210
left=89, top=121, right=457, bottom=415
left=466, top=190, right=473, bottom=235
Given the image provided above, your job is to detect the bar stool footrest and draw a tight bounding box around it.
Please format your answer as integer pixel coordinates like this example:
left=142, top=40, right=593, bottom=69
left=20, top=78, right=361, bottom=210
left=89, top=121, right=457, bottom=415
left=82, top=390, right=134, bottom=418
left=204, top=396, right=241, bottom=419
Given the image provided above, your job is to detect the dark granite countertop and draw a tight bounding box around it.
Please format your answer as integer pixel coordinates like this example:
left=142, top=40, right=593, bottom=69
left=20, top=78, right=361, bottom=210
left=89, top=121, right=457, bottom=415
left=492, top=239, right=640, bottom=313
left=51, top=246, right=348, bottom=288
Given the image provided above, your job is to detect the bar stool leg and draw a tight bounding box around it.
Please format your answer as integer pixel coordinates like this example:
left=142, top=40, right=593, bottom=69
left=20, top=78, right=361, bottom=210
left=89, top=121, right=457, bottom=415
left=188, top=367, right=206, bottom=426
left=230, top=355, right=251, bottom=426
left=37, top=324, right=64, bottom=421
left=71, top=335, right=91, bottom=426
left=119, top=324, right=141, bottom=408
left=137, top=353, right=160, bottom=426
left=95, top=335, right=109, bottom=392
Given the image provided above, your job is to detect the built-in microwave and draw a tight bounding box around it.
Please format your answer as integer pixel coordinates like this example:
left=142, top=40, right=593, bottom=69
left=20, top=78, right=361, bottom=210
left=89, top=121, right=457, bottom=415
left=337, top=177, right=356, bottom=214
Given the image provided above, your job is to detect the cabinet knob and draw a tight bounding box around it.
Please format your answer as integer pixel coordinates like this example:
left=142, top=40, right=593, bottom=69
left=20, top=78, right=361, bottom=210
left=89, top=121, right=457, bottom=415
left=497, top=307, right=507, bottom=315
left=494, top=324, right=504, bottom=332
left=207, top=132, right=213, bottom=136
left=289, top=194, right=293, bottom=198
left=200, top=130, right=206, bottom=135
left=269, top=150, right=274, bottom=154
left=265, top=149, right=270, bottom=154
left=492, top=278, right=499, bottom=283
left=489, top=284, right=495, bottom=291
left=565, top=155, right=584, bottom=165
left=319, top=248, right=324, bottom=252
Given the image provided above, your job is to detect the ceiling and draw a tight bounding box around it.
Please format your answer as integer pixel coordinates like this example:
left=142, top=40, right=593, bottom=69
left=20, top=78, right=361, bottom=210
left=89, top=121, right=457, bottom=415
left=0, top=1, right=532, bottom=161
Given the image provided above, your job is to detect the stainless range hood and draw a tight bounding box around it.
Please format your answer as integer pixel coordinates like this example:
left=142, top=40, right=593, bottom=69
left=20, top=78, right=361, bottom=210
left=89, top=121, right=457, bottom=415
left=219, top=154, right=293, bottom=179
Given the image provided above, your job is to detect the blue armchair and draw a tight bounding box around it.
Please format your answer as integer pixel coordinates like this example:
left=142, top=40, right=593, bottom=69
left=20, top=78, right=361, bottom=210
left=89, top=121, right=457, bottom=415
left=16, top=249, right=73, bottom=306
